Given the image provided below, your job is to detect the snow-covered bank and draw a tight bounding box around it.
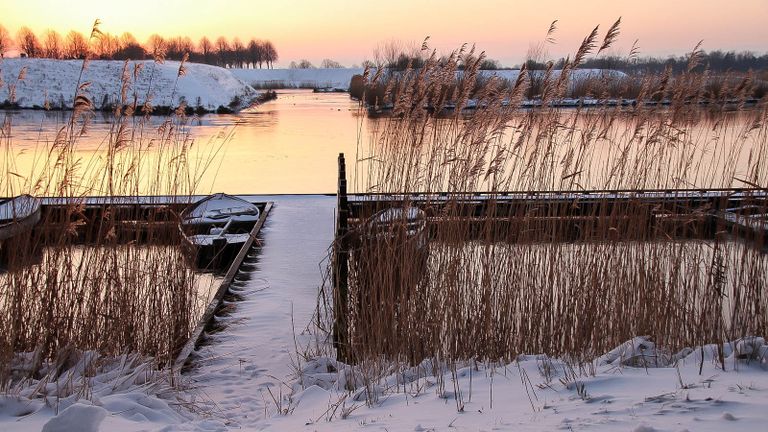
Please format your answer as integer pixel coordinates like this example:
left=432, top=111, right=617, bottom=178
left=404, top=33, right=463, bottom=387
left=469, top=68, right=627, bottom=83
left=0, top=59, right=259, bottom=112
left=232, top=68, right=626, bottom=92
left=268, top=339, right=768, bottom=432
left=231, top=68, right=365, bottom=90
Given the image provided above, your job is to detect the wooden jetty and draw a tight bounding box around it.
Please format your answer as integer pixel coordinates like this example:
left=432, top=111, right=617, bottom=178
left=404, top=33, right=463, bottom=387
left=0, top=194, right=274, bottom=371
left=331, top=152, right=767, bottom=360
left=22, top=195, right=272, bottom=245
left=174, top=202, right=273, bottom=372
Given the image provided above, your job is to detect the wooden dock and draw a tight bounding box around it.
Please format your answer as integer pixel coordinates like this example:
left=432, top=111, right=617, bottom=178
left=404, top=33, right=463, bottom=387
left=28, top=196, right=272, bottom=245
left=174, top=202, right=273, bottom=372
left=0, top=194, right=275, bottom=370
left=331, top=152, right=767, bottom=360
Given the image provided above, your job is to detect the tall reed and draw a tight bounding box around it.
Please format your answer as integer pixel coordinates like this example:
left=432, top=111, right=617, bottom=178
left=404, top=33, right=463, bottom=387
left=0, top=22, right=217, bottom=391
left=327, top=25, right=768, bottom=367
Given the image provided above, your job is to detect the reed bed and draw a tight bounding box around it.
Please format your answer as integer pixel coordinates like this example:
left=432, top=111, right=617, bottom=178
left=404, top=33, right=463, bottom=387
left=0, top=24, right=218, bottom=391
left=325, top=26, right=768, bottom=368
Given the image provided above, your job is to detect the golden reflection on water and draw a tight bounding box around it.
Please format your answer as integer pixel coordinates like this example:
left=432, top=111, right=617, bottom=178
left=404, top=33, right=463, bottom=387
left=195, top=90, right=367, bottom=194
left=2, top=91, right=764, bottom=195
left=3, top=90, right=368, bottom=195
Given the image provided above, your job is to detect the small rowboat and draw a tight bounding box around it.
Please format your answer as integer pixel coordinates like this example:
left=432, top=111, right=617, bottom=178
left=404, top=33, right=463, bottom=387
left=352, top=205, right=430, bottom=270
left=718, top=204, right=768, bottom=244
left=0, top=194, right=42, bottom=270
left=180, top=193, right=261, bottom=271
left=361, top=206, right=428, bottom=251
left=0, top=194, right=42, bottom=241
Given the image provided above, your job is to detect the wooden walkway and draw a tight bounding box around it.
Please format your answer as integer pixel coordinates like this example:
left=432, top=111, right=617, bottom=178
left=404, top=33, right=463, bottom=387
left=331, top=152, right=767, bottom=360
left=174, top=202, right=274, bottom=372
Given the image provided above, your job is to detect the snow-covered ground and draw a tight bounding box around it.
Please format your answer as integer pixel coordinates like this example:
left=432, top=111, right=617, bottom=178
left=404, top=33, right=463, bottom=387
left=267, top=339, right=768, bottom=431
left=231, top=68, right=626, bottom=91
left=2, top=195, right=767, bottom=432
left=0, top=59, right=259, bottom=111
left=231, top=68, right=365, bottom=90
left=472, top=68, right=627, bottom=83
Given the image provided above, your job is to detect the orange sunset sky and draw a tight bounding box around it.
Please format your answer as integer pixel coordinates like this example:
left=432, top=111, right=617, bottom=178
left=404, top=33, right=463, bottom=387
left=2, top=0, right=767, bottom=67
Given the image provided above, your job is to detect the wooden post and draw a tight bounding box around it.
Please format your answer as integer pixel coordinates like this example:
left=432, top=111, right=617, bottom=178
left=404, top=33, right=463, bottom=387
left=333, top=153, right=350, bottom=362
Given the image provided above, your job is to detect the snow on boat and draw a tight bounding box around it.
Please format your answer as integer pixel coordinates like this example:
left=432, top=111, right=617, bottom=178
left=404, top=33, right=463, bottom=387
left=0, top=194, right=42, bottom=270
left=362, top=206, right=428, bottom=251
left=719, top=204, right=768, bottom=235
left=180, top=193, right=261, bottom=270
left=0, top=194, right=42, bottom=242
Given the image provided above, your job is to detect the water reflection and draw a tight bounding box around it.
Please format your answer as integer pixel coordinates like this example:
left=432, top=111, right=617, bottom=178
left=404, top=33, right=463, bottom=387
left=1, top=92, right=763, bottom=194
left=2, top=90, right=367, bottom=195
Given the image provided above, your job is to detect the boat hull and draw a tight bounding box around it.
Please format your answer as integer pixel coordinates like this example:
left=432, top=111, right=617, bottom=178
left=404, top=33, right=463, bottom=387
left=179, top=193, right=260, bottom=272
left=0, top=195, right=43, bottom=270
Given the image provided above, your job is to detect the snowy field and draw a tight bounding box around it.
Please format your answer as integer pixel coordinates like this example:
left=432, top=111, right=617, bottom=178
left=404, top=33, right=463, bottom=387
left=0, top=58, right=259, bottom=111
left=2, top=195, right=767, bottom=432
left=231, top=68, right=626, bottom=92
left=231, top=68, right=365, bottom=90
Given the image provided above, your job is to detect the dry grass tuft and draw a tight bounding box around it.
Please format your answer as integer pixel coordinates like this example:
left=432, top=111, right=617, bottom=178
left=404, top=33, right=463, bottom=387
left=321, top=26, right=768, bottom=370
left=0, top=33, right=219, bottom=392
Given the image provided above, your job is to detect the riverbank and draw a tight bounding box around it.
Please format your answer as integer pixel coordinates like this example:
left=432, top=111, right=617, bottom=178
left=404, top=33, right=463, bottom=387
left=231, top=68, right=364, bottom=91
left=0, top=58, right=260, bottom=113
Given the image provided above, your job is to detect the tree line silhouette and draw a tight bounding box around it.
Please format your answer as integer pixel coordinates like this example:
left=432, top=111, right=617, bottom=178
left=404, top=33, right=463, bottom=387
left=0, top=24, right=277, bottom=68
left=527, top=51, right=768, bottom=74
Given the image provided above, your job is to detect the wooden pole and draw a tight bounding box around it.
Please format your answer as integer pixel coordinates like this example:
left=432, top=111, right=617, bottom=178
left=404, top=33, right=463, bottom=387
left=333, top=153, right=350, bottom=362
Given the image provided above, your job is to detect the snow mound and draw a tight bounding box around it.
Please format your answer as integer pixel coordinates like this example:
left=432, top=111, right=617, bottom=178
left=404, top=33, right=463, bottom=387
left=41, top=403, right=107, bottom=432
left=1, top=58, right=259, bottom=111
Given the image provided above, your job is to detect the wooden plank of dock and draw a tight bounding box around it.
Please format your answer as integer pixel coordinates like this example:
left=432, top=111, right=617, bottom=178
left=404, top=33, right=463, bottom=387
left=173, top=201, right=274, bottom=372
left=345, top=189, right=767, bottom=221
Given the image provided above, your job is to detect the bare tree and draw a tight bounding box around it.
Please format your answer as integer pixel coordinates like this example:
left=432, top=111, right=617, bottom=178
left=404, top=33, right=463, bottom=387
left=179, top=36, right=194, bottom=60
left=215, top=36, right=229, bottom=67
left=146, top=34, right=166, bottom=60
left=165, top=36, right=180, bottom=60
left=42, top=30, right=63, bottom=58
left=17, top=26, right=40, bottom=57
left=373, top=39, right=403, bottom=67
left=292, top=59, right=314, bottom=69
left=231, top=37, right=245, bottom=68
left=114, top=32, right=144, bottom=59
left=64, top=30, right=88, bottom=59
left=119, top=32, right=137, bottom=49
left=199, top=36, right=212, bottom=63
left=263, top=40, right=277, bottom=69
left=321, top=58, right=344, bottom=68
left=93, top=32, right=120, bottom=59
left=0, top=24, right=14, bottom=58
left=9, top=24, right=280, bottom=67
left=246, top=39, right=262, bottom=69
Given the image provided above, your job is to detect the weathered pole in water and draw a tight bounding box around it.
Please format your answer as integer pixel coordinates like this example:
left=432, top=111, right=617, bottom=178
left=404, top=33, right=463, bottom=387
left=333, top=153, right=350, bottom=362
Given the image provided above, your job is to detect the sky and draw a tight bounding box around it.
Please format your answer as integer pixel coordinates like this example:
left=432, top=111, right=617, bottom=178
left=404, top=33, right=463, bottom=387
left=2, top=0, right=767, bottom=67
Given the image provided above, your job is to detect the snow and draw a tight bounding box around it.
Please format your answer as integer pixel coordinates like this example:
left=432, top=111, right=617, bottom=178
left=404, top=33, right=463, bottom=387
left=2, top=195, right=767, bottom=432
left=230, top=68, right=626, bottom=92
left=231, top=68, right=364, bottom=90
left=179, top=195, right=336, bottom=428
left=266, top=340, right=768, bottom=431
left=0, top=58, right=259, bottom=111
left=41, top=404, right=107, bottom=432
left=474, top=68, right=627, bottom=83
